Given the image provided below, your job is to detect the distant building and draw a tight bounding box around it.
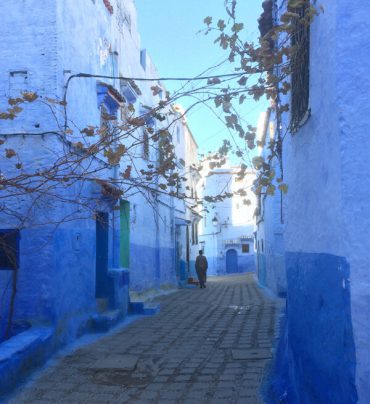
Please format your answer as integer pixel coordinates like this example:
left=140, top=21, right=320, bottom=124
left=199, top=166, right=256, bottom=275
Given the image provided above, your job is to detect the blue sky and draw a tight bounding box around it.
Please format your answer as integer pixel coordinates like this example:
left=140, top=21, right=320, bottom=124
left=135, top=0, right=266, bottom=162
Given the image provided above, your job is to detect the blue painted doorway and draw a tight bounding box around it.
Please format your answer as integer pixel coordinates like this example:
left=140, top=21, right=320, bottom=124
left=226, top=249, right=238, bottom=273
left=95, top=212, right=109, bottom=298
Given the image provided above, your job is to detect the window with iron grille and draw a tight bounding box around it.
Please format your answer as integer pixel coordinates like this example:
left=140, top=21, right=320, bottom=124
left=142, top=129, right=149, bottom=160
left=0, top=230, right=20, bottom=270
left=290, top=0, right=310, bottom=132
left=242, top=243, right=250, bottom=253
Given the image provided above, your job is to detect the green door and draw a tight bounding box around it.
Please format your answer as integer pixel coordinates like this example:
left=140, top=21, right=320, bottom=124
left=120, top=200, right=130, bottom=268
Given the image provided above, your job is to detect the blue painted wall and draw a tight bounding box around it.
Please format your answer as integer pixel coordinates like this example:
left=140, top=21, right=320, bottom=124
left=0, top=0, right=171, bottom=348
left=205, top=253, right=255, bottom=276
left=261, top=1, right=370, bottom=402
left=0, top=183, right=128, bottom=344
left=255, top=112, right=287, bottom=296
left=284, top=252, right=357, bottom=403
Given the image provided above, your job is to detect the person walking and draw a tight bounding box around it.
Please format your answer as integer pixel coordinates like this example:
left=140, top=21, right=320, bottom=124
left=195, top=250, right=208, bottom=289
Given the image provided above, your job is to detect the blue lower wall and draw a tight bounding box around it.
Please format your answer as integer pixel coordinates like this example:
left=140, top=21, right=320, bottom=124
left=257, top=253, right=266, bottom=286
left=237, top=255, right=255, bottom=273
left=268, top=252, right=357, bottom=404
left=130, top=243, right=177, bottom=291
left=206, top=254, right=255, bottom=276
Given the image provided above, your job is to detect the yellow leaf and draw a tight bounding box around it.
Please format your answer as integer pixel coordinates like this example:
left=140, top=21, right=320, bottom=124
left=278, top=184, right=288, bottom=194
left=5, top=149, right=16, bottom=158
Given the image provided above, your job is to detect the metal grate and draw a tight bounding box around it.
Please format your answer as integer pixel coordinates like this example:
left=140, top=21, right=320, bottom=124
left=290, top=1, right=310, bottom=132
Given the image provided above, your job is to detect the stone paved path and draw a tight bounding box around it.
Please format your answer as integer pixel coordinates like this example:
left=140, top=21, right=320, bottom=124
left=5, top=274, right=280, bottom=404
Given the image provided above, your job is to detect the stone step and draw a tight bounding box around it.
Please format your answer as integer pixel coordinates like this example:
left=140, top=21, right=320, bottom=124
left=96, top=298, right=109, bottom=313
left=91, top=309, right=122, bottom=332
left=0, top=327, right=54, bottom=396
left=129, top=301, right=160, bottom=315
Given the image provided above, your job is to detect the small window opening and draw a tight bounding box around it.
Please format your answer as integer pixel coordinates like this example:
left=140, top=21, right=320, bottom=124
left=143, top=129, right=149, bottom=160
left=242, top=243, right=250, bottom=253
left=290, top=0, right=310, bottom=131
left=0, top=230, right=20, bottom=270
left=140, top=49, right=147, bottom=70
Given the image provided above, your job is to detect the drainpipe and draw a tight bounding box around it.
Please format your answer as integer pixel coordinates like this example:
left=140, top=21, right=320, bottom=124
left=170, top=194, right=176, bottom=282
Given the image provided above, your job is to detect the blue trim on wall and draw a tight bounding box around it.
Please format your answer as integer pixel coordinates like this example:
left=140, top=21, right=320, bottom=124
left=266, top=252, right=357, bottom=404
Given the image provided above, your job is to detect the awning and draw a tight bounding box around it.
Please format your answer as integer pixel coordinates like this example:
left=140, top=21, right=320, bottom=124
left=97, top=83, right=124, bottom=115
left=175, top=218, right=191, bottom=226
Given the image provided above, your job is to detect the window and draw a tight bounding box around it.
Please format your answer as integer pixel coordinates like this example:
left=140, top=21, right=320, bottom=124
left=110, top=50, right=118, bottom=78
left=140, top=49, right=147, bottom=71
left=100, top=105, right=113, bottom=140
left=242, top=243, right=250, bottom=253
left=9, top=70, right=28, bottom=92
left=97, top=83, right=122, bottom=140
left=120, top=79, right=140, bottom=104
left=191, top=222, right=198, bottom=245
left=142, top=129, right=149, bottom=160
left=290, top=0, right=310, bottom=131
left=0, top=230, right=20, bottom=270
left=158, top=137, right=165, bottom=165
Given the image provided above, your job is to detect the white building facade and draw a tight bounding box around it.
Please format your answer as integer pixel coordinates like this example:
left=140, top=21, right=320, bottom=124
left=199, top=167, right=256, bottom=276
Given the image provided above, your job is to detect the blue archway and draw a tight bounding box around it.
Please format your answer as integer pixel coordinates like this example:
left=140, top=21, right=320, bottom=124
left=226, top=249, right=238, bottom=273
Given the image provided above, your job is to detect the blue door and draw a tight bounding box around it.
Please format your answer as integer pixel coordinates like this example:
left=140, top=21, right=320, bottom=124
left=226, top=249, right=238, bottom=273
left=96, top=212, right=109, bottom=298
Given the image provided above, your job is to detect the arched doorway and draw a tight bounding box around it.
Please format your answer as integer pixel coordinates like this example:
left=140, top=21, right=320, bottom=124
left=226, top=249, right=238, bottom=273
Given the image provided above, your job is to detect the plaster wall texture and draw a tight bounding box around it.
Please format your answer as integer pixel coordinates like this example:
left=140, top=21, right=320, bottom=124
left=255, top=111, right=286, bottom=295
left=256, top=186, right=286, bottom=295
left=266, top=0, right=370, bottom=402
left=0, top=0, right=179, bottom=346
left=0, top=0, right=59, bottom=134
left=0, top=135, right=120, bottom=343
left=128, top=190, right=177, bottom=291
left=55, top=0, right=157, bottom=136
left=335, top=2, right=370, bottom=399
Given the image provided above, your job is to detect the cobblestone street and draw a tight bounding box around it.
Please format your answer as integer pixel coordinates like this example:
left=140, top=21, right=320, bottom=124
left=5, top=274, right=280, bottom=404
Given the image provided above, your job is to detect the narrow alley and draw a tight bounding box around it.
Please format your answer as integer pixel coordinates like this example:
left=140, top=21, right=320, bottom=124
left=5, top=275, right=280, bottom=404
